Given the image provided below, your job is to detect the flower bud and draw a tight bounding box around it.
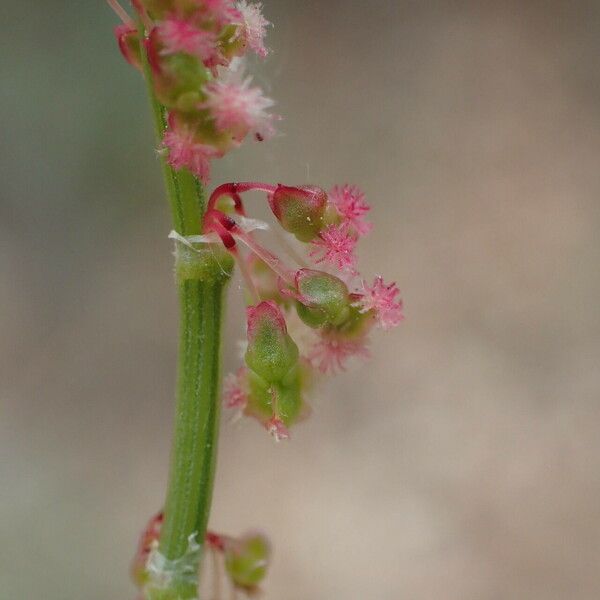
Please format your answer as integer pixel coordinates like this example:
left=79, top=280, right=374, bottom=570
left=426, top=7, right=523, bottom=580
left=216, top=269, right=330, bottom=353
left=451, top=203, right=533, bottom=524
left=294, top=269, right=351, bottom=328
left=224, top=533, right=271, bottom=590
left=245, top=301, right=299, bottom=382
left=268, top=185, right=327, bottom=242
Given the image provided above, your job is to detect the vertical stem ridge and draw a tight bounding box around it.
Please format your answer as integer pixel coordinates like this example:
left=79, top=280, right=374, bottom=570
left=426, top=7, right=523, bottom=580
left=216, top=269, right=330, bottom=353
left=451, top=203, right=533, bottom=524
left=136, top=24, right=229, bottom=600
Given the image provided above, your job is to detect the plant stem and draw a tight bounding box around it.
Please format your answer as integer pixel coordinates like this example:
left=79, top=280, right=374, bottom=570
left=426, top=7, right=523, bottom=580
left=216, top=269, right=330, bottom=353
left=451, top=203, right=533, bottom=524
left=138, top=26, right=229, bottom=599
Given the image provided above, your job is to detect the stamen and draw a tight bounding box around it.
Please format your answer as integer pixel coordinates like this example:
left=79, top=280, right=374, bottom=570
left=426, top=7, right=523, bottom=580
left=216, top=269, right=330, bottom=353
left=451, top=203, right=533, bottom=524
left=106, top=0, right=133, bottom=26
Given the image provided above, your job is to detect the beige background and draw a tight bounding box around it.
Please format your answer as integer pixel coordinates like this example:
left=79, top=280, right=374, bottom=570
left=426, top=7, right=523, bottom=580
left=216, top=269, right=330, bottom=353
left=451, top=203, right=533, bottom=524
left=1, top=1, right=599, bottom=599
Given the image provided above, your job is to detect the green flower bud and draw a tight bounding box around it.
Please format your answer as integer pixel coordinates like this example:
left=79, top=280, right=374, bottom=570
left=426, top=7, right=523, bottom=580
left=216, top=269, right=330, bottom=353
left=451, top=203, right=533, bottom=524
left=294, top=269, right=351, bottom=328
left=268, top=185, right=327, bottom=242
left=244, top=301, right=299, bottom=382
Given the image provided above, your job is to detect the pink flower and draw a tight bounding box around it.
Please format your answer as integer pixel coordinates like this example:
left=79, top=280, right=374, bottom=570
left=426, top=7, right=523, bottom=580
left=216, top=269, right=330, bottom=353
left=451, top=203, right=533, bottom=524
left=204, top=0, right=242, bottom=26
left=204, top=77, right=275, bottom=140
left=163, top=119, right=217, bottom=183
left=223, top=369, right=248, bottom=409
left=308, top=331, right=370, bottom=374
left=329, top=184, right=372, bottom=236
left=266, top=416, right=290, bottom=441
left=157, top=18, right=219, bottom=64
left=309, top=223, right=358, bottom=272
left=236, top=1, right=270, bottom=58
left=357, top=276, right=404, bottom=329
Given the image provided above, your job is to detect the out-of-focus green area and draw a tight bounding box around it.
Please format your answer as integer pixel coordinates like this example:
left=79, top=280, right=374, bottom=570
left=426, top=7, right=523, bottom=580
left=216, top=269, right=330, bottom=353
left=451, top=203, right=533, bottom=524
left=2, top=1, right=600, bottom=599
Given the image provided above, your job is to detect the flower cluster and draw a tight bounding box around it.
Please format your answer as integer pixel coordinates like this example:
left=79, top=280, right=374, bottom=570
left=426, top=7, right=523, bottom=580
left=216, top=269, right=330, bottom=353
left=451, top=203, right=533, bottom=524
left=132, top=511, right=271, bottom=598
left=201, top=181, right=403, bottom=440
left=111, top=0, right=275, bottom=183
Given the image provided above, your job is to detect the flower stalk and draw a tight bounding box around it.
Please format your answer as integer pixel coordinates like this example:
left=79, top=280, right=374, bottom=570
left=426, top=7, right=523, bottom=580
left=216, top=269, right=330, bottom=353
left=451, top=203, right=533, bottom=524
left=138, top=23, right=232, bottom=599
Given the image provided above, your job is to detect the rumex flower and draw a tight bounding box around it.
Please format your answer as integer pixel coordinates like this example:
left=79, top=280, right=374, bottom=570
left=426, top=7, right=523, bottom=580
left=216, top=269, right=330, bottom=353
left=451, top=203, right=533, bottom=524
left=200, top=180, right=403, bottom=437
left=308, top=330, right=370, bottom=374
left=204, top=76, right=275, bottom=140
left=236, top=0, right=270, bottom=58
left=162, top=117, right=217, bottom=182
left=157, top=17, right=219, bottom=64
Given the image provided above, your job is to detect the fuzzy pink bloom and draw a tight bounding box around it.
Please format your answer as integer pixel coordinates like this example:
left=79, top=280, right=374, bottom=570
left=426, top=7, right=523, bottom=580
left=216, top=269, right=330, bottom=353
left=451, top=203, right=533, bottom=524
left=309, top=223, right=358, bottom=272
left=223, top=370, right=248, bottom=409
left=329, top=184, right=372, bottom=236
left=204, top=0, right=242, bottom=26
left=266, top=416, right=290, bottom=441
left=204, top=77, right=275, bottom=140
left=236, top=1, right=270, bottom=58
left=357, top=276, right=404, bottom=329
left=308, top=331, right=370, bottom=374
left=157, top=18, right=219, bottom=64
left=163, top=121, right=216, bottom=183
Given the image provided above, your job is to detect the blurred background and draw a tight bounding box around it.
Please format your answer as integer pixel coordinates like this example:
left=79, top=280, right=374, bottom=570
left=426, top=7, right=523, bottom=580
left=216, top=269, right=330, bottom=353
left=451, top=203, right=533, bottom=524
left=2, top=1, right=600, bottom=598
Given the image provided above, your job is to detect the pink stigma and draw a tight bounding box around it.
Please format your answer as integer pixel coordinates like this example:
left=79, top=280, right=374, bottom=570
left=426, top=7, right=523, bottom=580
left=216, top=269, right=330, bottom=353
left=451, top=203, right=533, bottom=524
left=223, top=370, right=248, bottom=409
left=204, top=77, right=275, bottom=140
left=358, top=276, right=404, bottom=329
left=163, top=121, right=216, bottom=183
left=158, top=18, right=218, bottom=64
left=309, top=223, right=357, bottom=272
left=308, top=332, right=370, bottom=374
left=237, top=1, right=270, bottom=58
left=329, top=184, right=372, bottom=236
left=204, top=0, right=243, bottom=26
left=266, top=416, right=290, bottom=441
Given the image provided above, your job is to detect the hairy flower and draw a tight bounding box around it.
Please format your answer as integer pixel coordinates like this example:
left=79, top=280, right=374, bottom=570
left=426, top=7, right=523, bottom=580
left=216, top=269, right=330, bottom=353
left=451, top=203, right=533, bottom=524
left=204, top=0, right=243, bottom=26
left=308, top=331, right=370, bottom=374
left=357, top=276, right=404, bottom=329
left=309, top=223, right=358, bottom=272
left=223, top=369, right=248, bottom=409
left=266, top=415, right=290, bottom=441
left=204, top=76, right=275, bottom=140
left=163, top=120, right=217, bottom=183
left=158, top=18, right=219, bottom=64
left=236, top=1, right=270, bottom=58
left=329, top=184, right=372, bottom=236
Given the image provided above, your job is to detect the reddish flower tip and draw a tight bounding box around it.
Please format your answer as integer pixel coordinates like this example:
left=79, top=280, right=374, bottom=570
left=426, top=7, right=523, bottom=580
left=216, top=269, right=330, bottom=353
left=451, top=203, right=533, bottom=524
left=246, top=300, right=288, bottom=342
left=358, top=276, right=404, bottom=329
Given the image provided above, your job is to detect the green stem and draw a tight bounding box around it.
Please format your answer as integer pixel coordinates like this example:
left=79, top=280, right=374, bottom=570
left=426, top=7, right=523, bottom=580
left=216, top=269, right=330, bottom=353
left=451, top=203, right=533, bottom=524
left=137, top=27, right=229, bottom=599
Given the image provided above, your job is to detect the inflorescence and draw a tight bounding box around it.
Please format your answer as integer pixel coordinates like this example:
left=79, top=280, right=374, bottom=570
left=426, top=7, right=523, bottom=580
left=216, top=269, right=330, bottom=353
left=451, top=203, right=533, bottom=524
left=201, top=181, right=403, bottom=441
left=110, top=1, right=403, bottom=595
left=112, top=0, right=276, bottom=183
